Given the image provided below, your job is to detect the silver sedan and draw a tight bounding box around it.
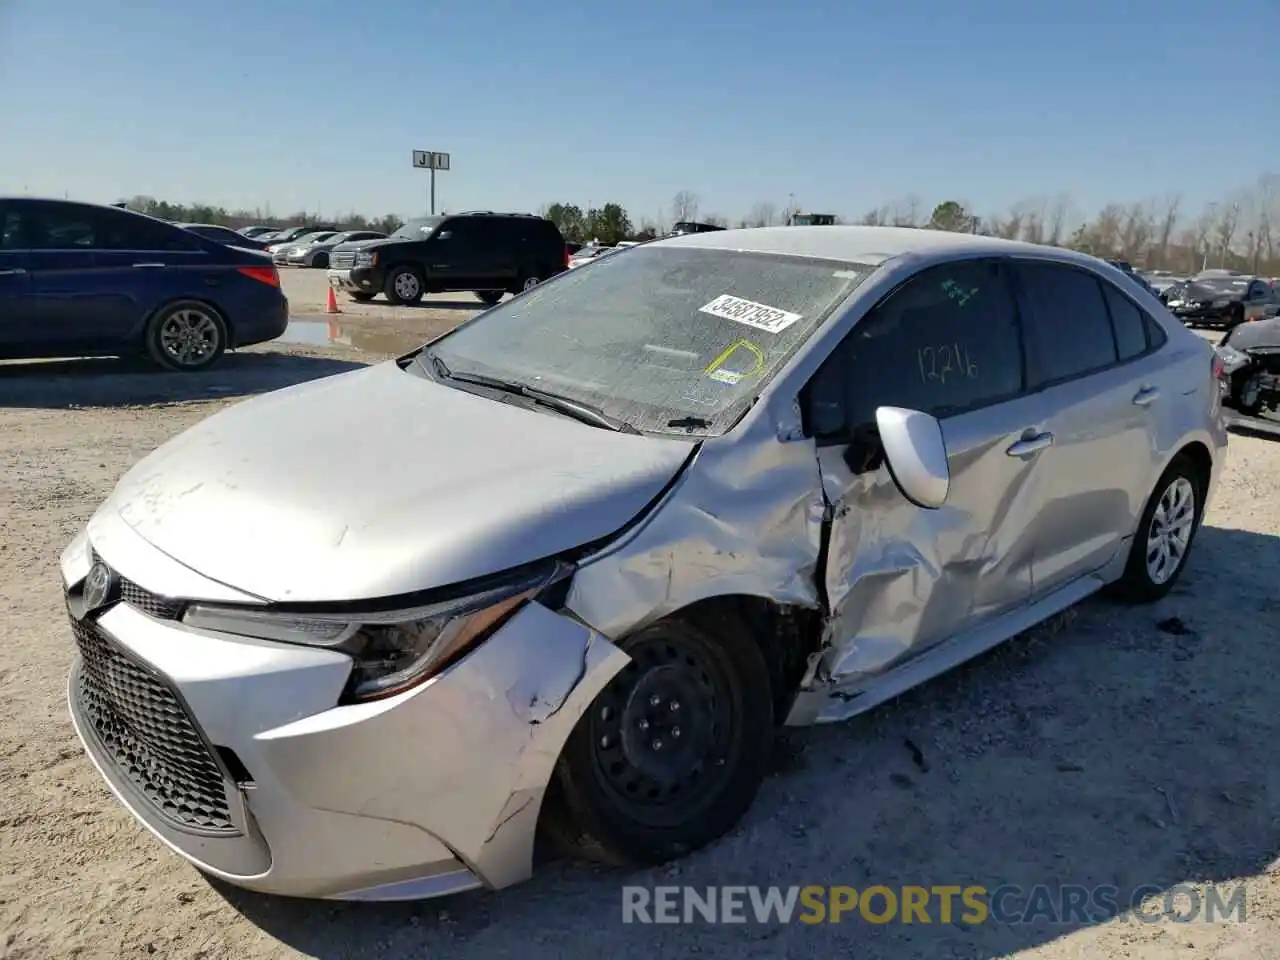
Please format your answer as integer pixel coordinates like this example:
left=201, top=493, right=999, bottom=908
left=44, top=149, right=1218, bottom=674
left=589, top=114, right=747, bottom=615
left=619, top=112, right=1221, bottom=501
left=61, top=227, right=1226, bottom=902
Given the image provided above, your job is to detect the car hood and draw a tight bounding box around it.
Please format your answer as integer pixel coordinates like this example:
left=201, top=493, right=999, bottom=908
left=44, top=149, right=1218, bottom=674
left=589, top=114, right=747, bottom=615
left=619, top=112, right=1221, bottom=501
left=331, top=238, right=391, bottom=252
left=1226, top=315, right=1280, bottom=351
left=104, top=361, right=695, bottom=604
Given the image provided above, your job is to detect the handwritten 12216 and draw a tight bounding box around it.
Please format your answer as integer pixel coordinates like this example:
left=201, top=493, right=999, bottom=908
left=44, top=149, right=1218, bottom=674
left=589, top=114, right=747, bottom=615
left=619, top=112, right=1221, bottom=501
left=918, top=344, right=978, bottom=384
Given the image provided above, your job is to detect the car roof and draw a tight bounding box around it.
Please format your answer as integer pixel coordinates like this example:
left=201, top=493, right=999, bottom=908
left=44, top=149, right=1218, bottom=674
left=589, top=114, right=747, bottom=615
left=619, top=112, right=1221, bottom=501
left=651, top=225, right=1107, bottom=269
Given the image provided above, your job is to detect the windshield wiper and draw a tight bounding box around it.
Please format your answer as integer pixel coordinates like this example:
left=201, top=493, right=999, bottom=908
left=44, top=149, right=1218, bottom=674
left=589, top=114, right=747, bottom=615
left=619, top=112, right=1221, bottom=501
left=424, top=352, right=637, bottom=433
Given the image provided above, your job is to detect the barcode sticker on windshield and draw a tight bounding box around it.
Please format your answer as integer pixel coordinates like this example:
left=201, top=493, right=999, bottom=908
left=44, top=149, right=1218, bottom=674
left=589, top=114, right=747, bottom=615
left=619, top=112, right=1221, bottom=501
left=699, top=294, right=802, bottom=334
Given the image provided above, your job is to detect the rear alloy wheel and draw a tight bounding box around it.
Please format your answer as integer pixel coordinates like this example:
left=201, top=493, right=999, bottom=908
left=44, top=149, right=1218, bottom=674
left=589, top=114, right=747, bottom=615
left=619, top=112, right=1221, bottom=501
left=546, top=616, right=773, bottom=866
left=512, top=273, right=540, bottom=295
left=1110, top=455, right=1203, bottom=603
left=145, top=301, right=227, bottom=371
left=1231, top=370, right=1265, bottom=416
left=384, top=266, right=425, bottom=305
left=474, top=290, right=504, bottom=306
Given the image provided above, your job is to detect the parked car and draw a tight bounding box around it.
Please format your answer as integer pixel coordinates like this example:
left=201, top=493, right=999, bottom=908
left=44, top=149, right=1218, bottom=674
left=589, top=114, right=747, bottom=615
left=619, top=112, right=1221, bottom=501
left=265, top=226, right=338, bottom=253
left=177, top=223, right=269, bottom=251
left=1106, top=259, right=1160, bottom=298
left=1164, top=274, right=1276, bottom=328
left=239, top=226, right=276, bottom=239
left=568, top=244, right=613, bottom=268
left=327, top=211, right=569, bottom=305
left=272, top=231, right=339, bottom=265
left=1217, top=312, right=1280, bottom=416
left=61, top=226, right=1225, bottom=902
left=670, top=220, right=726, bottom=236
left=284, top=230, right=386, bottom=269
left=0, top=197, right=287, bottom=370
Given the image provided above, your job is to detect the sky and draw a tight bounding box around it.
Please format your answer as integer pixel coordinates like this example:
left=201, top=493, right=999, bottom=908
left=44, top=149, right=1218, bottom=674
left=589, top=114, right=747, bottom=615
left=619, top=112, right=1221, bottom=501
left=1, top=0, right=1276, bottom=227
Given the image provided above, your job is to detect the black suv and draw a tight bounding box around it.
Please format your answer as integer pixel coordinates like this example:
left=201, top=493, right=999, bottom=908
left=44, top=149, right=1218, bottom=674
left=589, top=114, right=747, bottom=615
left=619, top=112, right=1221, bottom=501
left=326, top=211, right=569, bottom=306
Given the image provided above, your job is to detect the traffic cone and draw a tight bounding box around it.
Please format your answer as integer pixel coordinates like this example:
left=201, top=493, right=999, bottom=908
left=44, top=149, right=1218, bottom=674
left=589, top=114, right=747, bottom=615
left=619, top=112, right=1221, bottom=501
left=325, top=286, right=341, bottom=314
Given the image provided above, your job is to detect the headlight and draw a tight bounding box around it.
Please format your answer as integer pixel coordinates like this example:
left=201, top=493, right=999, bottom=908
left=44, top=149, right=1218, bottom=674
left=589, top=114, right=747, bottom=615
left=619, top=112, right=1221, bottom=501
left=355, top=251, right=377, bottom=267
left=182, top=566, right=564, bottom=702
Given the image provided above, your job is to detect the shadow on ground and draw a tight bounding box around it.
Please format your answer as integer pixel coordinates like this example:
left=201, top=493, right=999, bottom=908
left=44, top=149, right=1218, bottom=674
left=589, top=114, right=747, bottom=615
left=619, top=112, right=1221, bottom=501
left=214, top=524, right=1280, bottom=959
left=0, top=351, right=368, bottom=409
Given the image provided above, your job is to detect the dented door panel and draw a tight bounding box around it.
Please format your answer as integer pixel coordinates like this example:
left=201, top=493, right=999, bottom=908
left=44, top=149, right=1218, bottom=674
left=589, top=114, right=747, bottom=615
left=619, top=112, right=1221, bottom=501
left=813, top=393, right=1049, bottom=688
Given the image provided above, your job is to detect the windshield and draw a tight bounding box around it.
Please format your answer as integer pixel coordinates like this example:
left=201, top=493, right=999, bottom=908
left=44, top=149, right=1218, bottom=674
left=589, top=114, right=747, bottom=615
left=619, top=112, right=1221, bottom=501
left=392, top=217, right=445, bottom=240
left=572, top=246, right=607, bottom=258
left=424, top=246, right=874, bottom=436
left=295, top=231, right=335, bottom=244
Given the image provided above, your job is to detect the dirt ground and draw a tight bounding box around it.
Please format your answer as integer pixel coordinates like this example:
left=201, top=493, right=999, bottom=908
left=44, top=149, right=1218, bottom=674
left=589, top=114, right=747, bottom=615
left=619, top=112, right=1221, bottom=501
left=2, top=313, right=1279, bottom=959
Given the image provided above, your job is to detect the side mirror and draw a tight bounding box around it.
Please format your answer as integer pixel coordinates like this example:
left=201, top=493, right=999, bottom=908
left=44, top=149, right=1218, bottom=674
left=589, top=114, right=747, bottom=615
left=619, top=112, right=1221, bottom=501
left=875, top=406, right=949, bottom=509
left=435, top=231, right=452, bottom=241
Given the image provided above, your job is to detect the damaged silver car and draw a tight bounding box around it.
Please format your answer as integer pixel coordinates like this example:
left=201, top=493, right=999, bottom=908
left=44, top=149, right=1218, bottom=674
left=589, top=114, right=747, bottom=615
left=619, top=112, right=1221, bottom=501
left=62, top=226, right=1228, bottom=902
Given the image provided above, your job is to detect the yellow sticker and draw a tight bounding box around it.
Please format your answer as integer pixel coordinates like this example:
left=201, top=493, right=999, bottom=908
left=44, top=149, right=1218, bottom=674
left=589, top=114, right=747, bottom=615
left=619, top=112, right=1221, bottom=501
left=704, top=339, right=765, bottom=384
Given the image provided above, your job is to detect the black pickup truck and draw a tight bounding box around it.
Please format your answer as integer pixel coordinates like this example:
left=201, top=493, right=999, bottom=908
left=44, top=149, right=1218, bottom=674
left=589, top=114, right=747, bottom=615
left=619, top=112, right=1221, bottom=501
left=326, top=211, right=570, bottom=305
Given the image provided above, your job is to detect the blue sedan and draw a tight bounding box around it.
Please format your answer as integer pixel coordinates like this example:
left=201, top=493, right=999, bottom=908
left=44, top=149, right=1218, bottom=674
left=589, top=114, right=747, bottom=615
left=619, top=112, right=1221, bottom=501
left=0, top=198, right=289, bottom=371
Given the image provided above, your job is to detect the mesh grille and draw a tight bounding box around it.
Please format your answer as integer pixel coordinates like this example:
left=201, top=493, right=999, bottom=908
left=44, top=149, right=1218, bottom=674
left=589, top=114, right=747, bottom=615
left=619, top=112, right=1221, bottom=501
left=70, top=615, right=236, bottom=834
left=90, top=551, right=183, bottom=620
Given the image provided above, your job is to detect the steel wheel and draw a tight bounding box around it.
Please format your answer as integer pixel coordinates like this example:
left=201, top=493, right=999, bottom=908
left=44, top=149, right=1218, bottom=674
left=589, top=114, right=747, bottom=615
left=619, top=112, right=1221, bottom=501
left=1145, top=476, right=1196, bottom=585
left=545, top=615, right=774, bottom=866
left=155, top=306, right=223, bottom=369
left=587, top=634, right=734, bottom=827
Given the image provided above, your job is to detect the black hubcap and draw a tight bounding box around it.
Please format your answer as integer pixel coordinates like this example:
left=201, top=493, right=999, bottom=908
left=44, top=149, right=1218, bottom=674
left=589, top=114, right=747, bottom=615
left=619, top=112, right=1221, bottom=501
left=588, top=634, right=733, bottom=818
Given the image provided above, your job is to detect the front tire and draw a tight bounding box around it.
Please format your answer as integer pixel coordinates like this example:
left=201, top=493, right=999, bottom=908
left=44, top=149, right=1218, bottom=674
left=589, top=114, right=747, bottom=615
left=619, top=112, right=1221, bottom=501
left=546, top=615, right=773, bottom=867
left=384, top=266, right=425, bottom=305
left=1110, top=455, right=1203, bottom=603
left=474, top=290, right=503, bottom=306
left=144, top=301, right=227, bottom=372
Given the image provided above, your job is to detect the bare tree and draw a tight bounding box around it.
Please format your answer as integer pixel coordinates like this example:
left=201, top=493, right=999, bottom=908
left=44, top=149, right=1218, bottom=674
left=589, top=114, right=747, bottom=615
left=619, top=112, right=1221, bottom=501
left=745, top=202, right=778, bottom=227
left=888, top=195, right=922, bottom=227
left=1045, top=194, right=1072, bottom=246
left=1118, top=201, right=1155, bottom=263
left=1213, top=201, right=1241, bottom=268
left=1153, top=195, right=1181, bottom=269
left=671, top=191, right=699, bottom=224
left=1240, top=175, right=1277, bottom=273
left=1191, top=204, right=1216, bottom=273
left=703, top=213, right=729, bottom=228
left=860, top=206, right=889, bottom=226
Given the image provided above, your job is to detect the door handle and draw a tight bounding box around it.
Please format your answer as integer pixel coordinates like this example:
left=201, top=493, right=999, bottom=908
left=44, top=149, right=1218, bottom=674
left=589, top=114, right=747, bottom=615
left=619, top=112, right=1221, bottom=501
left=1006, top=432, right=1054, bottom=458
left=0, top=268, right=27, bottom=275
left=1132, top=385, right=1160, bottom=406
left=132, top=263, right=165, bottom=269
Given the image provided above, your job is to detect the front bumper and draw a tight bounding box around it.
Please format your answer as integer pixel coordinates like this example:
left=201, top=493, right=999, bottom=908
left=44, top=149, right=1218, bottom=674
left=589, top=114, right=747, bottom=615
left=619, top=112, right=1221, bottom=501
left=326, top=267, right=382, bottom=295
left=61, top=530, right=628, bottom=901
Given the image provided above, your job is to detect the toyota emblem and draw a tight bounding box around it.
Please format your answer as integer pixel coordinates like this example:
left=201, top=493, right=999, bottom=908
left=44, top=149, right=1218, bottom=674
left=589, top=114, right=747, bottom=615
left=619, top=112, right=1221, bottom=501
left=82, top=562, right=117, bottom=615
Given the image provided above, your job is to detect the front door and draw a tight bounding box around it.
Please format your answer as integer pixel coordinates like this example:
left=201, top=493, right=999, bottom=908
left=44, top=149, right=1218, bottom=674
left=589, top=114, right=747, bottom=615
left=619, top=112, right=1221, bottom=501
left=430, top=219, right=486, bottom=292
left=805, top=257, right=1046, bottom=688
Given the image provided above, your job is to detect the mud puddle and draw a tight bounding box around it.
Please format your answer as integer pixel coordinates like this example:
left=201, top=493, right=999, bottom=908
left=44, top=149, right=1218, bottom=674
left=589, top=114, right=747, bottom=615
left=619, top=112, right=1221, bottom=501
left=277, top=320, right=425, bottom=356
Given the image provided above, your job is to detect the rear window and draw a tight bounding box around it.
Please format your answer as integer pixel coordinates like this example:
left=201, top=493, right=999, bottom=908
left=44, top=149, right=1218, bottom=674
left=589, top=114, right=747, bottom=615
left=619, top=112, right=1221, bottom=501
left=393, top=217, right=444, bottom=239
left=425, top=246, right=874, bottom=436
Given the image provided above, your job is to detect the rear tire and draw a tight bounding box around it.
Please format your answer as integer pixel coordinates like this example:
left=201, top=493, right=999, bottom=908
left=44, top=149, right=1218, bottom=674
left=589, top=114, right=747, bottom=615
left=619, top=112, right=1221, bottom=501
left=384, top=266, right=425, bottom=305
left=1230, top=369, right=1265, bottom=417
left=144, top=301, right=227, bottom=372
left=544, top=614, right=773, bottom=867
left=1109, top=454, right=1204, bottom=603
left=312, top=252, right=330, bottom=269
left=474, top=290, right=503, bottom=306
left=511, top=271, right=542, bottom=295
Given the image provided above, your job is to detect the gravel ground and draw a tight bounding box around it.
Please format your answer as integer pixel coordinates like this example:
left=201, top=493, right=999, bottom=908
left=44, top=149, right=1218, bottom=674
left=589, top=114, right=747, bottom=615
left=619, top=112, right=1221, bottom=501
left=2, top=329, right=1279, bottom=960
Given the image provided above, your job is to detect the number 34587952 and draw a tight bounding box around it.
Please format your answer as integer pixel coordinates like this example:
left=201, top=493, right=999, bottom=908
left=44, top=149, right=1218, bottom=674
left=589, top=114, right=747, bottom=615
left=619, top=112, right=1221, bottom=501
left=918, top=343, right=978, bottom=384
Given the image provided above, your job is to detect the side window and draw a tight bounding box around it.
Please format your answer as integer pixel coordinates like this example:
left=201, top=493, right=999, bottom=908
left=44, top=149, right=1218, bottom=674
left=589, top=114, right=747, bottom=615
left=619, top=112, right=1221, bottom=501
left=806, top=259, right=1024, bottom=436
left=30, top=206, right=99, bottom=249
left=98, top=212, right=201, bottom=252
left=1248, top=282, right=1269, bottom=301
left=439, top=219, right=477, bottom=252
left=1143, top=313, right=1167, bottom=349
left=1100, top=282, right=1148, bottom=361
left=1017, top=262, right=1118, bottom=385
left=0, top=206, right=24, bottom=250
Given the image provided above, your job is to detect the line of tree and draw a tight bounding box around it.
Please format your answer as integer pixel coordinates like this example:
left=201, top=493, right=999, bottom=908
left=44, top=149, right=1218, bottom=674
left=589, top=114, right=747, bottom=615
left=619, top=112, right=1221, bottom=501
left=118, top=170, right=1280, bottom=276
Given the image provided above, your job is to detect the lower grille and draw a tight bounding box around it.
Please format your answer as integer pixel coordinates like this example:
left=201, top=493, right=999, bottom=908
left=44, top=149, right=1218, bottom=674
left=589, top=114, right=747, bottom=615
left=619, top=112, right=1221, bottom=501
left=70, top=615, right=236, bottom=834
